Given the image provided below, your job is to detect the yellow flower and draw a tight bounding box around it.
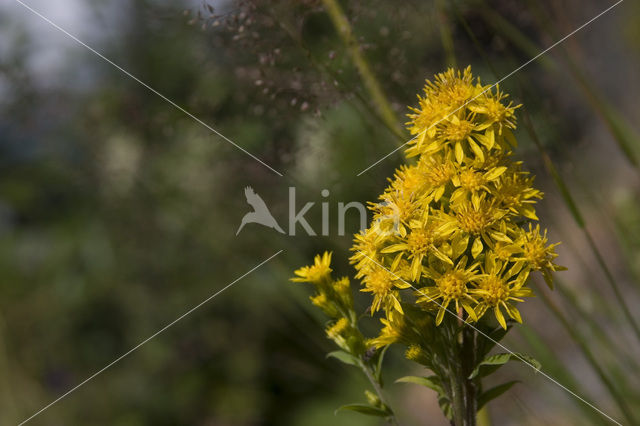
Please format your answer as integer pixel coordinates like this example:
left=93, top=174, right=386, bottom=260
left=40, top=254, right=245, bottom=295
left=327, top=317, right=350, bottom=340
left=360, top=264, right=409, bottom=314
left=450, top=195, right=507, bottom=244
left=474, top=255, right=533, bottom=329
left=310, top=292, right=330, bottom=309
left=468, top=85, right=520, bottom=132
left=418, top=256, right=483, bottom=325
left=417, top=152, right=456, bottom=202
left=369, top=311, right=407, bottom=348
left=381, top=209, right=455, bottom=280
left=326, top=317, right=353, bottom=350
left=493, top=165, right=542, bottom=220
left=440, top=114, right=477, bottom=143
left=291, top=68, right=565, bottom=425
left=406, top=67, right=480, bottom=131
left=371, top=189, right=418, bottom=237
left=291, top=251, right=333, bottom=283
left=333, top=276, right=354, bottom=307
left=350, top=226, right=389, bottom=277
left=427, top=66, right=480, bottom=109
left=517, top=224, right=565, bottom=287
left=389, top=164, right=429, bottom=201
left=405, top=345, right=429, bottom=364
left=450, top=165, right=507, bottom=203
left=492, top=240, right=523, bottom=261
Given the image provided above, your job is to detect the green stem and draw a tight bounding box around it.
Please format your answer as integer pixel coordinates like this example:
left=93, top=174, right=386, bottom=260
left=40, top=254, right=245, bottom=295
left=450, top=370, right=466, bottom=426
left=322, top=0, right=405, bottom=142
left=436, top=0, right=457, bottom=68
left=262, top=2, right=402, bottom=148
left=360, top=361, right=398, bottom=425
left=521, top=0, right=640, bottom=171
left=520, top=106, right=640, bottom=343
left=0, top=313, right=18, bottom=424
left=475, top=0, right=640, bottom=171
left=556, top=280, right=640, bottom=372
left=462, top=327, right=477, bottom=426
left=538, top=288, right=637, bottom=424
left=448, top=321, right=476, bottom=426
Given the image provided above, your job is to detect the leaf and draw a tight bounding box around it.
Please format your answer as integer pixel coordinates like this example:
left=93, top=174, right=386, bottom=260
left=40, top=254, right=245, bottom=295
left=437, top=394, right=453, bottom=420
left=477, top=381, right=519, bottom=409
left=469, top=353, right=541, bottom=379
left=336, top=404, right=391, bottom=417
left=375, top=345, right=389, bottom=382
left=327, top=350, right=359, bottom=367
left=396, top=375, right=444, bottom=394
left=477, top=324, right=511, bottom=359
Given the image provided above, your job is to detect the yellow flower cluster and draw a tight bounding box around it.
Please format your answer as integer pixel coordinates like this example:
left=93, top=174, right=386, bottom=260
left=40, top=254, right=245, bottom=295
left=291, top=252, right=365, bottom=354
left=351, top=67, right=563, bottom=330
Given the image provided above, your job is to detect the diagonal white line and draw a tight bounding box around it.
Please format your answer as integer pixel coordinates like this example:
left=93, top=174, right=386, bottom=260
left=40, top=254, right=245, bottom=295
left=14, top=0, right=284, bottom=177
left=356, top=0, right=624, bottom=176
left=359, top=252, right=622, bottom=425
left=17, top=250, right=284, bottom=426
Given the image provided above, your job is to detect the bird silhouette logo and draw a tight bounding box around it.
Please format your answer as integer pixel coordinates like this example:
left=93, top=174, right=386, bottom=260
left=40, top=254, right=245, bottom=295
left=236, top=186, right=285, bottom=235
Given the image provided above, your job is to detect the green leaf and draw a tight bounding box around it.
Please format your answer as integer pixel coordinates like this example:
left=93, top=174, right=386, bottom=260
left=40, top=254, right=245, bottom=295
left=477, top=324, right=511, bottom=359
left=372, top=345, right=389, bottom=383
left=327, top=350, right=359, bottom=367
left=469, top=353, right=541, bottom=379
left=396, top=375, right=444, bottom=394
left=477, top=381, right=519, bottom=409
left=336, top=404, right=391, bottom=417
left=437, top=394, right=453, bottom=420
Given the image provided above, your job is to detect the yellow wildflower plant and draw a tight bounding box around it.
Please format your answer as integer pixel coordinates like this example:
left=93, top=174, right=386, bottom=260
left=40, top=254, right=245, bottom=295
left=290, top=251, right=396, bottom=422
left=292, top=68, right=561, bottom=425
left=350, top=66, right=562, bottom=330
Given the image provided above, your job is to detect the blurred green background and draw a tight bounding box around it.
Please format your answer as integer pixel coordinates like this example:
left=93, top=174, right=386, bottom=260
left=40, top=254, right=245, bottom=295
left=1, top=0, right=640, bottom=424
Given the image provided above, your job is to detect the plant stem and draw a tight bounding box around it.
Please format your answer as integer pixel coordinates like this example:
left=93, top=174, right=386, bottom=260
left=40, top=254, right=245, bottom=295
left=449, top=321, right=476, bottom=426
left=322, top=0, right=405, bottom=142
left=520, top=106, right=640, bottom=343
left=0, top=313, right=18, bottom=424
left=436, top=0, right=457, bottom=68
left=538, top=287, right=637, bottom=424
left=462, top=327, right=477, bottom=426
left=360, top=361, right=398, bottom=425
left=451, top=370, right=466, bottom=426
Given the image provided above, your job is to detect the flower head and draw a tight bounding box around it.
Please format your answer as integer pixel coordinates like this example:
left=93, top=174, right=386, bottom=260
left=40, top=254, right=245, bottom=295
left=350, top=67, right=561, bottom=329
left=474, top=255, right=533, bottom=329
left=517, top=224, right=564, bottom=287
left=291, top=252, right=333, bottom=283
left=360, top=265, right=408, bottom=314
left=369, top=310, right=408, bottom=348
left=418, top=256, right=483, bottom=325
